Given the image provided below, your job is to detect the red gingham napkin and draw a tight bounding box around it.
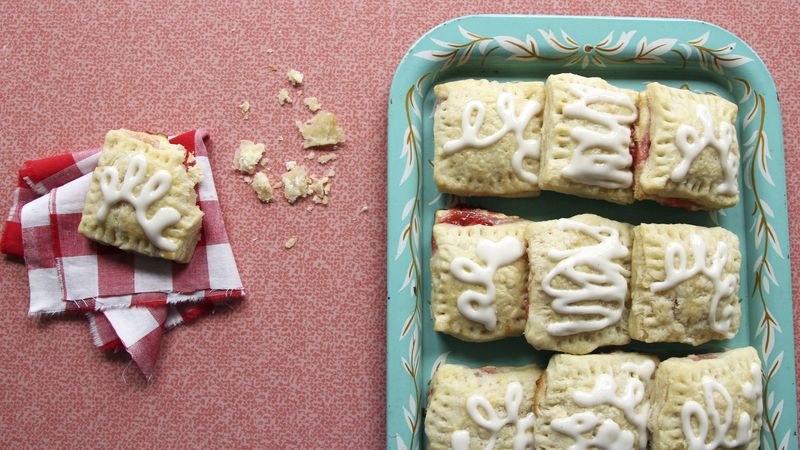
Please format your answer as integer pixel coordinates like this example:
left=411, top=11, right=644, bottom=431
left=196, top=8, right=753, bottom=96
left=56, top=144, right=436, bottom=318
left=1, top=129, right=244, bottom=379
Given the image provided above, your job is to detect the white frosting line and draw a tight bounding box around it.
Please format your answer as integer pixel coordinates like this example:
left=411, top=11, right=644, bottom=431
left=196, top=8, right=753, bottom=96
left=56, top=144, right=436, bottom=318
left=96, top=153, right=181, bottom=252
left=542, top=219, right=629, bottom=336
left=680, top=364, right=760, bottom=450
left=443, top=92, right=541, bottom=184
left=551, top=412, right=635, bottom=449
left=451, top=381, right=535, bottom=450
left=650, top=233, right=737, bottom=334
left=451, top=236, right=525, bottom=330
left=573, top=360, right=655, bottom=450
left=561, top=83, right=637, bottom=189
left=672, top=104, right=739, bottom=195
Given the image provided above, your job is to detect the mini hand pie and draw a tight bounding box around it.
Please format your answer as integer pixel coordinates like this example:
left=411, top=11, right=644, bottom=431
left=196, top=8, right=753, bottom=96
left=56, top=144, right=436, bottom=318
left=78, top=129, right=204, bottom=263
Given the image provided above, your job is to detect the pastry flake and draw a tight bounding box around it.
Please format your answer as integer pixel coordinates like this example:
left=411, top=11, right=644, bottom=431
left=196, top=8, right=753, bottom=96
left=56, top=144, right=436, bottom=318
left=296, top=111, right=345, bottom=148
left=433, top=79, right=545, bottom=197
left=303, top=96, right=321, bottom=112
left=630, top=223, right=741, bottom=345
left=525, top=214, right=632, bottom=354
left=251, top=171, right=274, bottom=203
left=287, top=69, right=304, bottom=86
left=277, top=88, right=292, bottom=105
left=425, top=363, right=540, bottom=450
left=534, top=352, right=658, bottom=450
left=233, top=140, right=265, bottom=174
left=634, top=83, right=739, bottom=210
left=649, top=347, right=761, bottom=450
left=78, top=129, right=204, bottom=263
left=282, top=163, right=310, bottom=204
left=430, top=208, right=529, bottom=342
left=539, top=73, right=638, bottom=204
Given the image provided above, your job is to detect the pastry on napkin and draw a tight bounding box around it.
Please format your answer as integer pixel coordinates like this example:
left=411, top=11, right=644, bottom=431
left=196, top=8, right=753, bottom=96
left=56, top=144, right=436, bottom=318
left=1, top=129, right=244, bottom=378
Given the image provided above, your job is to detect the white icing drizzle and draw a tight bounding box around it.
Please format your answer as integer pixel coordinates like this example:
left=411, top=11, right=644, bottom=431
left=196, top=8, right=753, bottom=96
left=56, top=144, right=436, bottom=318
left=742, top=362, right=763, bottom=418
left=443, top=92, right=542, bottom=184
left=96, top=153, right=181, bottom=251
left=680, top=363, right=761, bottom=450
left=650, top=233, right=737, bottom=334
left=450, top=381, right=535, bottom=450
left=672, top=104, right=739, bottom=195
left=561, top=83, right=637, bottom=189
left=551, top=412, right=635, bottom=450
left=572, top=360, right=656, bottom=450
left=542, top=219, right=630, bottom=336
left=451, top=236, right=525, bottom=330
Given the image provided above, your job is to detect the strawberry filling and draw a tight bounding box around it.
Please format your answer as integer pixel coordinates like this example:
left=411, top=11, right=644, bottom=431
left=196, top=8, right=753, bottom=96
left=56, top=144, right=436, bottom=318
left=689, top=353, right=720, bottom=361
left=632, top=132, right=649, bottom=170
left=437, top=208, right=505, bottom=227
left=479, top=366, right=498, bottom=374
left=432, top=207, right=516, bottom=252
left=652, top=196, right=703, bottom=210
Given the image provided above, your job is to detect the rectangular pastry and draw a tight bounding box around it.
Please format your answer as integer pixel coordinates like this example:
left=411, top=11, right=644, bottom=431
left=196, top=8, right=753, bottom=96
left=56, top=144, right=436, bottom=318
left=78, top=129, right=204, bottom=263
left=525, top=214, right=632, bottom=354
left=430, top=208, right=529, bottom=342
left=649, top=347, right=762, bottom=450
left=629, top=223, right=741, bottom=345
left=534, top=352, right=658, bottom=450
left=633, top=82, right=740, bottom=210
left=425, top=363, right=540, bottom=450
left=539, top=73, right=638, bottom=204
left=433, top=79, right=545, bottom=197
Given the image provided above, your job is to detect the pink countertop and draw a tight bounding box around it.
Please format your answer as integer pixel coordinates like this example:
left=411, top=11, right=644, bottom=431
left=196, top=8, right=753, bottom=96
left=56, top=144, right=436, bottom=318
left=0, top=1, right=797, bottom=447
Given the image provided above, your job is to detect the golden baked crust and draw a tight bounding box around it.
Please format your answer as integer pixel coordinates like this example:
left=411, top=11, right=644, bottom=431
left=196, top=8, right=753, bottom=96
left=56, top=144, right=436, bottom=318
left=430, top=210, right=529, bottom=342
left=539, top=73, right=638, bottom=204
left=425, top=363, right=541, bottom=450
left=634, top=83, right=739, bottom=210
left=534, top=352, right=658, bottom=450
left=78, top=129, right=204, bottom=263
left=433, top=79, right=545, bottom=197
left=525, top=214, right=632, bottom=354
left=649, top=347, right=761, bottom=450
left=629, top=223, right=741, bottom=345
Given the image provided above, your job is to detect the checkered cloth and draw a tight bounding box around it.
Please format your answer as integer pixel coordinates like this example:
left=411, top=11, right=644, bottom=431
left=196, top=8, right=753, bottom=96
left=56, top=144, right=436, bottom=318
left=1, top=129, right=244, bottom=379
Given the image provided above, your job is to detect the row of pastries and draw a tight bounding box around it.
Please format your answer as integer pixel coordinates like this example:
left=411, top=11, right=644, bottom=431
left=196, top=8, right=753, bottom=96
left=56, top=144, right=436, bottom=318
left=431, top=208, right=742, bottom=353
left=433, top=73, right=740, bottom=210
left=425, top=347, right=762, bottom=450
left=426, top=72, right=759, bottom=450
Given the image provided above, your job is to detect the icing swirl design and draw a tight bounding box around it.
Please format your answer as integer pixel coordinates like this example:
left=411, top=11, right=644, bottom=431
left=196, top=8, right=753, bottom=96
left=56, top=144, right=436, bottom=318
left=680, top=363, right=761, bottom=450
left=451, top=236, right=525, bottom=330
left=650, top=233, right=737, bottom=334
left=451, top=381, right=535, bottom=450
left=96, top=153, right=181, bottom=251
left=561, top=83, right=637, bottom=189
left=443, top=92, right=542, bottom=184
left=542, top=219, right=629, bottom=336
left=552, top=360, right=655, bottom=450
left=672, top=104, right=738, bottom=196
left=551, top=413, right=634, bottom=450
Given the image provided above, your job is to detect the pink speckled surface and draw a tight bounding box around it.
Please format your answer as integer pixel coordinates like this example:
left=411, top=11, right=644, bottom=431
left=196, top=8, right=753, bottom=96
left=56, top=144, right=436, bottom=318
left=0, top=1, right=797, bottom=447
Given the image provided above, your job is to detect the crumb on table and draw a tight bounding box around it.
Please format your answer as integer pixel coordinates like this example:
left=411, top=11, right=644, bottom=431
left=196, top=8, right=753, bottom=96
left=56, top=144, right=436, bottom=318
left=317, top=153, right=337, bottom=164
left=296, top=111, right=345, bottom=148
left=284, top=237, right=298, bottom=249
left=233, top=140, right=266, bottom=174
left=251, top=172, right=274, bottom=203
left=288, top=69, right=304, bottom=86
left=303, top=96, right=321, bottom=112
left=282, top=164, right=310, bottom=204
left=278, top=88, right=292, bottom=105
left=239, top=100, right=251, bottom=120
